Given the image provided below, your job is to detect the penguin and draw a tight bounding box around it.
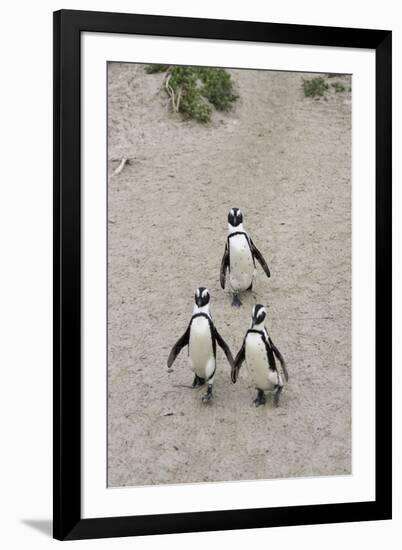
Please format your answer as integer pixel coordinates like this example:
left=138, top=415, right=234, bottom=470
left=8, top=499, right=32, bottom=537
left=231, top=304, right=288, bottom=407
left=220, top=208, right=271, bottom=307
left=167, top=287, right=234, bottom=402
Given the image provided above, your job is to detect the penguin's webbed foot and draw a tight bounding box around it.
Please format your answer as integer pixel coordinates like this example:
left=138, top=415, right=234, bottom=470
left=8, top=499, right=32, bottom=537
left=253, top=389, right=266, bottom=407
left=192, top=375, right=205, bottom=388
left=202, top=384, right=213, bottom=403
left=231, top=294, right=242, bottom=307
left=274, top=385, right=283, bottom=407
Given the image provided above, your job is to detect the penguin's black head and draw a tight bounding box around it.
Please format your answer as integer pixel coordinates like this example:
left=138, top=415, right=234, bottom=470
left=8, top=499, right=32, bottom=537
left=251, top=304, right=268, bottom=327
left=228, top=208, right=243, bottom=227
left=195, top=287, right=210, bottom=307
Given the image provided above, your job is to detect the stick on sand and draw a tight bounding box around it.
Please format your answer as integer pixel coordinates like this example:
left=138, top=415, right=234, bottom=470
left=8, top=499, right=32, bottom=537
left=113, top=157, right=128, bottom=175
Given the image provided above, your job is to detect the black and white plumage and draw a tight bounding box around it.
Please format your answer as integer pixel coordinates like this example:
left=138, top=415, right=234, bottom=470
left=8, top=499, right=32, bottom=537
left=220, top=208, right=271, bottom=306
left=167, top=287, right=234, bottom=402
left=232, top=305, right=288, bottom=407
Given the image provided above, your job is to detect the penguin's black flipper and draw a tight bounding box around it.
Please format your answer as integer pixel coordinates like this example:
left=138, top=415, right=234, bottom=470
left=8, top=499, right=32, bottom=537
left=167, top=325, right=190, bottom=368
left=213, top=327, right=234, bottom=368
left=265, top=341, right=277, bottom=372
left=250, top=239, right=271, bottom=278
left=268, top=337, right=288, bottom=382
left=220, top=242, right=229, bottom=289
left=232, top=339, right=246, bottom=383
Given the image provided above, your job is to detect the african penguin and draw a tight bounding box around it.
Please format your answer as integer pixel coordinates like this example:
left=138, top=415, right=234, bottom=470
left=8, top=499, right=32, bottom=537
left=220, top=208, right=271, bottom=306
left=167, top=287, right=234, bottom=402
left=232, top=304, right=288, bottom=407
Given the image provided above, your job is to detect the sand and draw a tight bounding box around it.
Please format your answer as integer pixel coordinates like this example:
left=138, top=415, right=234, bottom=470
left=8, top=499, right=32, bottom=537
left=107, top=63, right=351, bottom=487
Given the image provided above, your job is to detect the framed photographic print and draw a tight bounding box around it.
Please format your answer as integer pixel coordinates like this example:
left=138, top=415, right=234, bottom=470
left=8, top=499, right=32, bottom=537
left=53, top=9, right=392, bottom=541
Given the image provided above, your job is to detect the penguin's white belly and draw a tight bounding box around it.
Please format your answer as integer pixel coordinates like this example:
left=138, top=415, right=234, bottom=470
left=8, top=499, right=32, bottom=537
left=245, top=333, right=278, bottom=390
left=189, top=317, right=214, bottom=378
left=229, top=235, right=254, bottom=291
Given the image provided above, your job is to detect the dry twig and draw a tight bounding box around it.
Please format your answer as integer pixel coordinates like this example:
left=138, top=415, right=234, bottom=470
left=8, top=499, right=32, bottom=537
left=113, top=157, right=128, bottom=175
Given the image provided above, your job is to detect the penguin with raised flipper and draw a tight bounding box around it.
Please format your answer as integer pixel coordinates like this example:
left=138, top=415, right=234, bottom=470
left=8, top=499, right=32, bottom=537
left=167, top=288, right=234, bottom=402
left=232, top=305, right=288, bottom=407
left=220, top=208, right=271, bottom=307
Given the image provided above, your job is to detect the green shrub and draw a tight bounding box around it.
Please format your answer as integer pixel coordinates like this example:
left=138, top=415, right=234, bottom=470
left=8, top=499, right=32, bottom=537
left=145, top=65, right=238, bottom=122
left=145, top=64, right=169, bottom=74
left=331, top=81, right=346, bottom=93
left=167, top=66, right=212, bottom=122
left=302, top=77, right=329, bottom=98
left=198, top=67, right=238, bottom=111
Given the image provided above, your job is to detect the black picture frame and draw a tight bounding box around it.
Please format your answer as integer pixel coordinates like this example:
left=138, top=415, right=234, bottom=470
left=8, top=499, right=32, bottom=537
left=53, top=9, right=392, bottom=541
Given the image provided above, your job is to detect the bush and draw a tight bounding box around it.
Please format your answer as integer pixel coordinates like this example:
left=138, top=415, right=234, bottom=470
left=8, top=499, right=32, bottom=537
left=144, top=64, right=169, bottom=74
left=302, top=77, right=329, bottom=98
left=331, top=81, right=346, bottom=93
left=145, top=64, right=238, bottom=122
left=167, top=66, right=212, bottom=122
left=198, top=67, right=238, bottom=111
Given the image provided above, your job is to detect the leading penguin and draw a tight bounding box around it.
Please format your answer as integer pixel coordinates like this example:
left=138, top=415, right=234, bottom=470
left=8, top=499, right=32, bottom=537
left=231, top=304, right=288, bottom=407
left=167, top=287, right=234, bottom=402
left=220, top=208, right=271, bottom=306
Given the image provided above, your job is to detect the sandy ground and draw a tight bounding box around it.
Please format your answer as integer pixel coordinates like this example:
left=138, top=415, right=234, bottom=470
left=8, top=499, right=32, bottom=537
left=107, top=63, right=351, bottom=487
